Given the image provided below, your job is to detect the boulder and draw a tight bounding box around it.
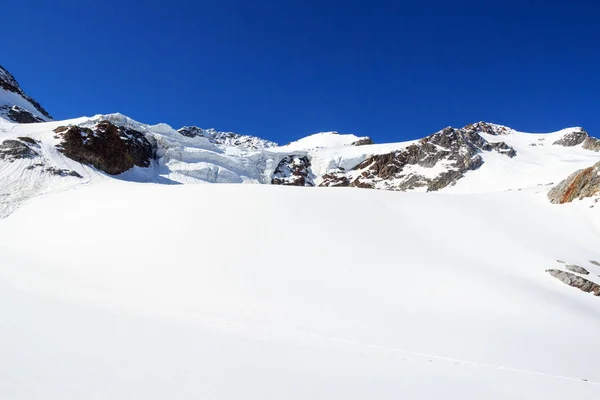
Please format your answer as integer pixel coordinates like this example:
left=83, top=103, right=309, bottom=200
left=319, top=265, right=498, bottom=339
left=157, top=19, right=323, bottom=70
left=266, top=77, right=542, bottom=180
left=546, top=269, right=600, bottom=296
left=54, top=120, right=155, bottom=175
left=548, top=161, right=600, bottom=204
left=565, top=265, right=590, bottom=275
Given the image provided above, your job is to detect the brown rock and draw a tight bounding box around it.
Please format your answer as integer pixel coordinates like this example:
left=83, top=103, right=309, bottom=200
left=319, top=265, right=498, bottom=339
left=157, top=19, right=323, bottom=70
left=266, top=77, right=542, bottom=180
left=54, top=121, right=155, bottom=175
left=546, top=269, right=600, bottom=296
left=548, top=161, right=600, bottom=204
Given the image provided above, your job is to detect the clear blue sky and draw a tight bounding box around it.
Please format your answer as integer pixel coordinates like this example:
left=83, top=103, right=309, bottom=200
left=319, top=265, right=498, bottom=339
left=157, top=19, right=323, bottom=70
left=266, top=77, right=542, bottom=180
left=2, top=0, right=599, bottom=143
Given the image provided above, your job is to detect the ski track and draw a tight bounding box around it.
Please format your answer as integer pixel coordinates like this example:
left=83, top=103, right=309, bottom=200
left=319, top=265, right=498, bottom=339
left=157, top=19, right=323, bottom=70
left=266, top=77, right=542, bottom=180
left=181, top=311, right=599, bottom=387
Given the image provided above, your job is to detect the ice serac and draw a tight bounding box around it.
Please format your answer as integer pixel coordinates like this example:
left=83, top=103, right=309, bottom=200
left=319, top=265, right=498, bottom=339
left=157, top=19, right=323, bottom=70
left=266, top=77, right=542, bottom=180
left=320, top=122, right=517, bottom=191
left=178, top=126, right=277, bottom=149
left=0, top=65, right=52, bottom=123
left=548, top=161, right=600, bottom=204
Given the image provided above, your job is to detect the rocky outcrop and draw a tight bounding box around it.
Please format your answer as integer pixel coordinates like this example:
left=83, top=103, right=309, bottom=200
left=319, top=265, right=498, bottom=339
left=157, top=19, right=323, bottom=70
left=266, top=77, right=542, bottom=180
left=319, top=124, right=517, bottom=191
left=0, top=105, right=45, bottom=124
left=546, top=269, right=600, bottom=296
left=583, top=137, right=600, bottom=152
left=178, top=126, right=277, bottom=149
left=321, top=168, right=350, bottom=187
left=0, top=65, right=52, bottom=120
left=553, top=129, right=588, bottom=147
left=271, top=155, right=314, bottom=186
left=0, top=139, right=39, bottom=161
left=548, top=161, right=600, bottom=204
left=553, top=128, right=600, bottom=151
left=0, top=137, right=82, bottom=179
left=54, top=121, right=155, bottom=175
left=565, top=265, right=590, bottom=275
left=463, top=121, right=513, bottom=136
left=351, top=137, right=374, bottom=146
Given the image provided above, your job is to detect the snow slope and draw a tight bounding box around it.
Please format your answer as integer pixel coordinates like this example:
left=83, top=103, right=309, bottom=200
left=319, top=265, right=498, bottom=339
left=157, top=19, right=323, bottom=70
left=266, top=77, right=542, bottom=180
left=3, top=114, right=599, bottom=217
left=1, top=182, right=599, bottom=399
left=0, top=65, right=51, bottom=122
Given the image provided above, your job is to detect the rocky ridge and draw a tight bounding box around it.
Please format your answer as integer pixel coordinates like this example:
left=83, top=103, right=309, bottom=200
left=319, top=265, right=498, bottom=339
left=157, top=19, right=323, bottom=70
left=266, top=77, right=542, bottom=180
left=178, top=126, right=277, bottom=149
left=552, top=128, right=600, bottom=151
left=320, top=123, right=517, bottom=191
left=0, top=65, right=52, bottom=122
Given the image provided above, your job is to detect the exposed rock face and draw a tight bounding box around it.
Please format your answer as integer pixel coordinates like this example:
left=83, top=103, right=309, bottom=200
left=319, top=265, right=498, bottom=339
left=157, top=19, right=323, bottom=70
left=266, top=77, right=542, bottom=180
left=565, top=265, right=590, bottom=275
left=178, top=126, right=277, bottom=149
left=548, top=161, right=600, bottom=204
left=583, top=137, right=600, bottom=152
left=0, top=105, right=45, bottom=124
left=351, top=137, right=374, bottom=146
left=553, top=129, right=588, bottom=147
left=552, top=128, right=600, bottom=151
left=0, top=137, right=82, bottom=179
left=320, top=124, right=517, bottom=191
left=321, top=168, right=350, bottom=187
left=271, top=155, right=314, bottom=186
left=546, top=269, right=600, bottom=296
left=55, top=120, right=155, bottom=175
left=590, top=260, right=600, bottom=267
left=463, top=121, right=513, bottom=136
left=0, top=139, right=39, bottom=161
left=0, top=65, right=52, bottom=120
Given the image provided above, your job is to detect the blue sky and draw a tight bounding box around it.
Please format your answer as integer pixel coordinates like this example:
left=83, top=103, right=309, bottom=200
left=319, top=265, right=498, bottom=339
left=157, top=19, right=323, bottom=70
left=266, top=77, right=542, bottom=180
left=2, top=0, right=599, bottom=143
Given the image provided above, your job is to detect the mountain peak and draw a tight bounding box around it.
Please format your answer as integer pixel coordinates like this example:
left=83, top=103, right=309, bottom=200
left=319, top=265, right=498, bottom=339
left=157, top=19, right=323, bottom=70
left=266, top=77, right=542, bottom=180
left=463, top=121, right=514, bottom=136
left=0, top=65, right=52, bottom=122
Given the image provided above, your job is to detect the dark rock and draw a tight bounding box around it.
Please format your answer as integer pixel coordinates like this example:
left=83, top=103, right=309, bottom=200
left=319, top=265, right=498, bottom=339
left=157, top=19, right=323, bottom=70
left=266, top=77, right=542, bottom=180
left=271, top=155, right=314, bottom=186
left=54, top=120, right=155, bottom=175
left=320, top=171, right=350, bottom=187
left=590, top=260, right=600, bottom=267
left=351, top=137, right=374, bottom=146
left=320, top=125, right=515, bottom=191
left=552, top=128, right=600, bottom=151
left=565, top=265, right=590, bottom=275
left=45, top=167, right=83, bottom=178
left=0, top=65, right=52, bottom=120
left=17, top=136, right=38, bottom=145
left=0, top=139, right=39, bottom=161
left=548, top=161, right=600, bottom=204
left=0, top=105, right=45, bottom=123
left=546, top=269, right=600, bottom=296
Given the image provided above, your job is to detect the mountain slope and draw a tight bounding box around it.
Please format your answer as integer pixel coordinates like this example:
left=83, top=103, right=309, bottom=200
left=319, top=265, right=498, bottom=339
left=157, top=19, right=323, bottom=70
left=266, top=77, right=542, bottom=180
left=1, top=65, right=600, bottom=400
left=1, top=182, right=599, bottom=399
left=0, top=65, right=52, bottom=123
left=2, top=112, right=600, bottom=217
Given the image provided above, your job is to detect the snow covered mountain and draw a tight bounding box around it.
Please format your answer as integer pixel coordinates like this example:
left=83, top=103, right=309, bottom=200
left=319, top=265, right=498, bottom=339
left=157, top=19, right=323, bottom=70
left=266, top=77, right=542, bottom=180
left=2, top=108, right=599, bottom=217
left=0, top=65, right=52, bottom=123
left=1, top=65, right=600, bottom=399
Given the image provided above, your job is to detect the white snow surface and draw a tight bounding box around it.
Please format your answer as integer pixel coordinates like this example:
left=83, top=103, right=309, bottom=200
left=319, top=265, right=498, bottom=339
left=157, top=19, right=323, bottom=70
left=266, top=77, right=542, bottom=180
left=2, top=113, right=600, bottom=398
left=1, top=183, right=600, bottom=399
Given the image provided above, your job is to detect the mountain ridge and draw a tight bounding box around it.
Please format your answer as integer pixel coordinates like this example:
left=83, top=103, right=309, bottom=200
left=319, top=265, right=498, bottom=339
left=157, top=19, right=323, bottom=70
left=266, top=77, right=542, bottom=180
left=0, top=65, right=599, bottom=217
